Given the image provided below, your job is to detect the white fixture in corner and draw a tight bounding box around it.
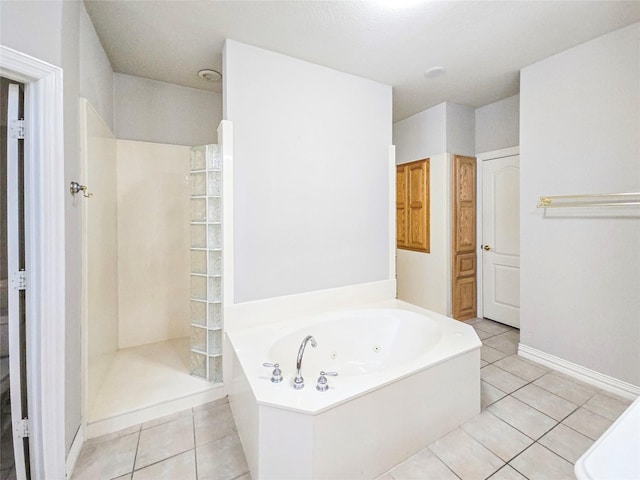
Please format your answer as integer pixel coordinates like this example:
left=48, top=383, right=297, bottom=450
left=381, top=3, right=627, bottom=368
left=423, top=66, right=446, bottom=79
left=575, top=396, right=640, bottom=480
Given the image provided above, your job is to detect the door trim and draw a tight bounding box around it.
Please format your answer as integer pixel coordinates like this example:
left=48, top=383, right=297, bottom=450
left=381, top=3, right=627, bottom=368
left=476, top=146, right=519, bottom=319
left=0, top=45, right=66, bottom=479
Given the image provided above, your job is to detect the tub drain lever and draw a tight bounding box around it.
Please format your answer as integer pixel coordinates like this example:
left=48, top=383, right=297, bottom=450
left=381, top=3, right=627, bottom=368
left=316, top=371, right=338, bottom=392
left=263, top=363, right=283, bottom=383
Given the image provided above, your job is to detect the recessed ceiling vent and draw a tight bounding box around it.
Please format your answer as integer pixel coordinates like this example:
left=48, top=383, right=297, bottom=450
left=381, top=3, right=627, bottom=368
left=424, top=66, right=446, bottom=79
left=198, top=69, right=222, bottom=82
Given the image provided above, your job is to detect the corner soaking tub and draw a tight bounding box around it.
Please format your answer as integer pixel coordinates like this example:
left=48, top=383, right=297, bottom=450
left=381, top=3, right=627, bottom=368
left=227, top=300, right=481, bottom=480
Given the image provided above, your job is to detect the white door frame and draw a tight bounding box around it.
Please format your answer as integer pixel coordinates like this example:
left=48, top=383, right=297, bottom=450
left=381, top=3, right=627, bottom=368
left=0, top=45, right=66, bottom=479
left=476, top=146, right=519, bottom=319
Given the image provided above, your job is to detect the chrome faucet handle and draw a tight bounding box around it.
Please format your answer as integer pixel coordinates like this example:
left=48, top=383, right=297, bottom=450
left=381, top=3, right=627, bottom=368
left=263, top=363, right=283, bottom=383
left=316, top=371, right=338, bottom=392
left=293, top=374, right=305, bottom=390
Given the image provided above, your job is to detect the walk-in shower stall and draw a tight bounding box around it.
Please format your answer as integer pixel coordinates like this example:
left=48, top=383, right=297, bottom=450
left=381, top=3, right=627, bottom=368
left=80, top=99, right=230, bottom=437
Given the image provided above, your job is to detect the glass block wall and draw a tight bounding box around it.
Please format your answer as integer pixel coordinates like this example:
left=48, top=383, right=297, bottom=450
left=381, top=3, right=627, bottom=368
left=189, top=144, right=223, bottom=382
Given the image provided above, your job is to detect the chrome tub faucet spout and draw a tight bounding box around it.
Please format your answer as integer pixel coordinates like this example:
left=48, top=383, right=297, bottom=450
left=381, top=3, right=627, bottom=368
left=293, top=335, right=317, bottom=390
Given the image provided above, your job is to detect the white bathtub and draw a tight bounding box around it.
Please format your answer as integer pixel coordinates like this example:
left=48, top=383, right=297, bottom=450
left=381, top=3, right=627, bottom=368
left=227, top=300, right=481, bottom=479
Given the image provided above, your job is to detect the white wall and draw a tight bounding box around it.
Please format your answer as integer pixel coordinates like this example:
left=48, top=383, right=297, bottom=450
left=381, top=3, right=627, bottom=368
left=79, top=5, right=113, bottom=130
left=393, top=102, right=475, bottom=314
left=114, top=73, right=222, bottom=147
left=0, top=1, right=63, bottom=66
left=520, top=23, right=640, bottom=386
left=446, top=103, right=475, bottom=156
left=224, top=40, right=392, bottom=303
left=394, top=103, right=447, bottom=161
left=476, top=95, right=520, bottom=154
left=394, top=104, right=448, bottom=314
left=396, top=153, right=452, bottom=314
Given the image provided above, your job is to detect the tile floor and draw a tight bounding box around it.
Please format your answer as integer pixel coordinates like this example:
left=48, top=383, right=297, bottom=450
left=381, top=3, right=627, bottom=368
left=72, top=318, right=634, bottom=480
left=72, top=398, right=249, bottom=480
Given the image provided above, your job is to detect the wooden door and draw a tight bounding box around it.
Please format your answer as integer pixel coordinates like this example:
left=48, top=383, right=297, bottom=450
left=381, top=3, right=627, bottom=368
left=396, top=159, right=429, bottom=252
left=407, top=160, right=429, bottom=251
left=482, top=155, right=520, bottom=328
left=396, top=164, right=408, bottom=247
left=452, top=155, right=477, bottom=320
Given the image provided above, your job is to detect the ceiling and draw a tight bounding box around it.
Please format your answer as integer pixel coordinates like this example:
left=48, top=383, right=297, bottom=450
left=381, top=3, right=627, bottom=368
left=84, top=0, right=640, bottom=122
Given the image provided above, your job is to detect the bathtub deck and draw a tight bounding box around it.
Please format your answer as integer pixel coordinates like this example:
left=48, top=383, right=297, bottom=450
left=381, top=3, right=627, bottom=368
left=228, top=302, right=482, bottom=479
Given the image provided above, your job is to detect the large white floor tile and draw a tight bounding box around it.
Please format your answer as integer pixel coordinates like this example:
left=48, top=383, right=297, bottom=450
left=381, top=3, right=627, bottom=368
left=511, top=384, right=578, bottom=421
left=539, top=423, right=594, bottom=464
left=473, top=320, right=511, bottom=336
left=481, top=381, right=508, bottom=410
left=71, top=431, right=138, bottom=480
left=389, top=447, right=458, bottom=480
left=194, top=402, right=237, bottom=447
left=483, top=333, right=518, bottom=355
left=135, top=415, right=194, bottom=470
left=132, top=450, right=196, bottom=480
left=461, top=411, right=533, bottom=462
left=510, top=443, right=574, bottom=480
left=482, top=345, right=510, bottom=363
left=493, top=355, right=548, bottom=382
left=488, top=465, right=527, bottom=480
left=196, top=433, right=249, bottom=480
left=488, top=396, right=557, bottom=440
left=583, top=392, right=632, bottom=421
left=562, top=407, right=614, bottom=440
left=533, top=371, right=597, bottom=405
left=429, top=428, right=504, bottom=480
left=481, top=365, right=528, bottom=394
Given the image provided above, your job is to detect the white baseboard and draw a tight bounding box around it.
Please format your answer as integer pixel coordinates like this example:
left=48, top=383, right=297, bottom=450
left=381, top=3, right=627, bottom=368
left=65, top=424, right=85, bottom=479
left=85, top=383, right=226, bottom=439
left=518, top=344, right=640, bottom=400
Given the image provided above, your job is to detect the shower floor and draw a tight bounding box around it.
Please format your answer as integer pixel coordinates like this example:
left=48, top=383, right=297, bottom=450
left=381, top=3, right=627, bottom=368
left=89, top=337, right=218, bottom=426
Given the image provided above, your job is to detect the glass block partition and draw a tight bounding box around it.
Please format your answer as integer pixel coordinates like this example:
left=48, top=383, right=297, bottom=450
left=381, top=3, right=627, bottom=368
left=189, top=144, right=223, bottom=382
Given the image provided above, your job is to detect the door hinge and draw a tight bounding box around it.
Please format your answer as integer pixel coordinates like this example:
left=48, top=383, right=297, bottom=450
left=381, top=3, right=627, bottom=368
left=10, top=119, right=25, bottom=140
left=15, top=418, right=29, bottom=438
left=11, top=270, right=26, bottom=291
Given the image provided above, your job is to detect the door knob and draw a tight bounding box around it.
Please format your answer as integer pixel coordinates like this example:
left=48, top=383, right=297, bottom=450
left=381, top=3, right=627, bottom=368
left=483, top=245, right=491, bottom=251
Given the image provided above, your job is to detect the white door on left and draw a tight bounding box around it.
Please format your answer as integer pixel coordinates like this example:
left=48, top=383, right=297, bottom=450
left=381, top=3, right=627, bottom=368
left=4, top=80, right=30, bottom=480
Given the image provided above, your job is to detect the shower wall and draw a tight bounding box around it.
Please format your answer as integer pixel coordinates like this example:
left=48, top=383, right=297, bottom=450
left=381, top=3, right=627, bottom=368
left=80, top=99, right=118, bottom=411
left=81, top=99, right=194, bottom=417
left=116, top=140, right=191, bottom=348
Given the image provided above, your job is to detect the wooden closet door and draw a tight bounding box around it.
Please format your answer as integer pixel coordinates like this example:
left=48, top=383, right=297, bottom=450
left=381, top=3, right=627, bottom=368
left=396, top=159, right=430, bottom=252
left=396, top=164, right=408, bottom=248
left=407, top=161, right=429, bottom=251
left=452, top=155, right=477, bottom=320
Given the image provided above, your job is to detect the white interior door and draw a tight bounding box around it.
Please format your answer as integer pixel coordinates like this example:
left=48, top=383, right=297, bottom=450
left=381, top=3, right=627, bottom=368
left=482, top=155, right=520, bottom=328
left=6, top=82, right=29, bottom=480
